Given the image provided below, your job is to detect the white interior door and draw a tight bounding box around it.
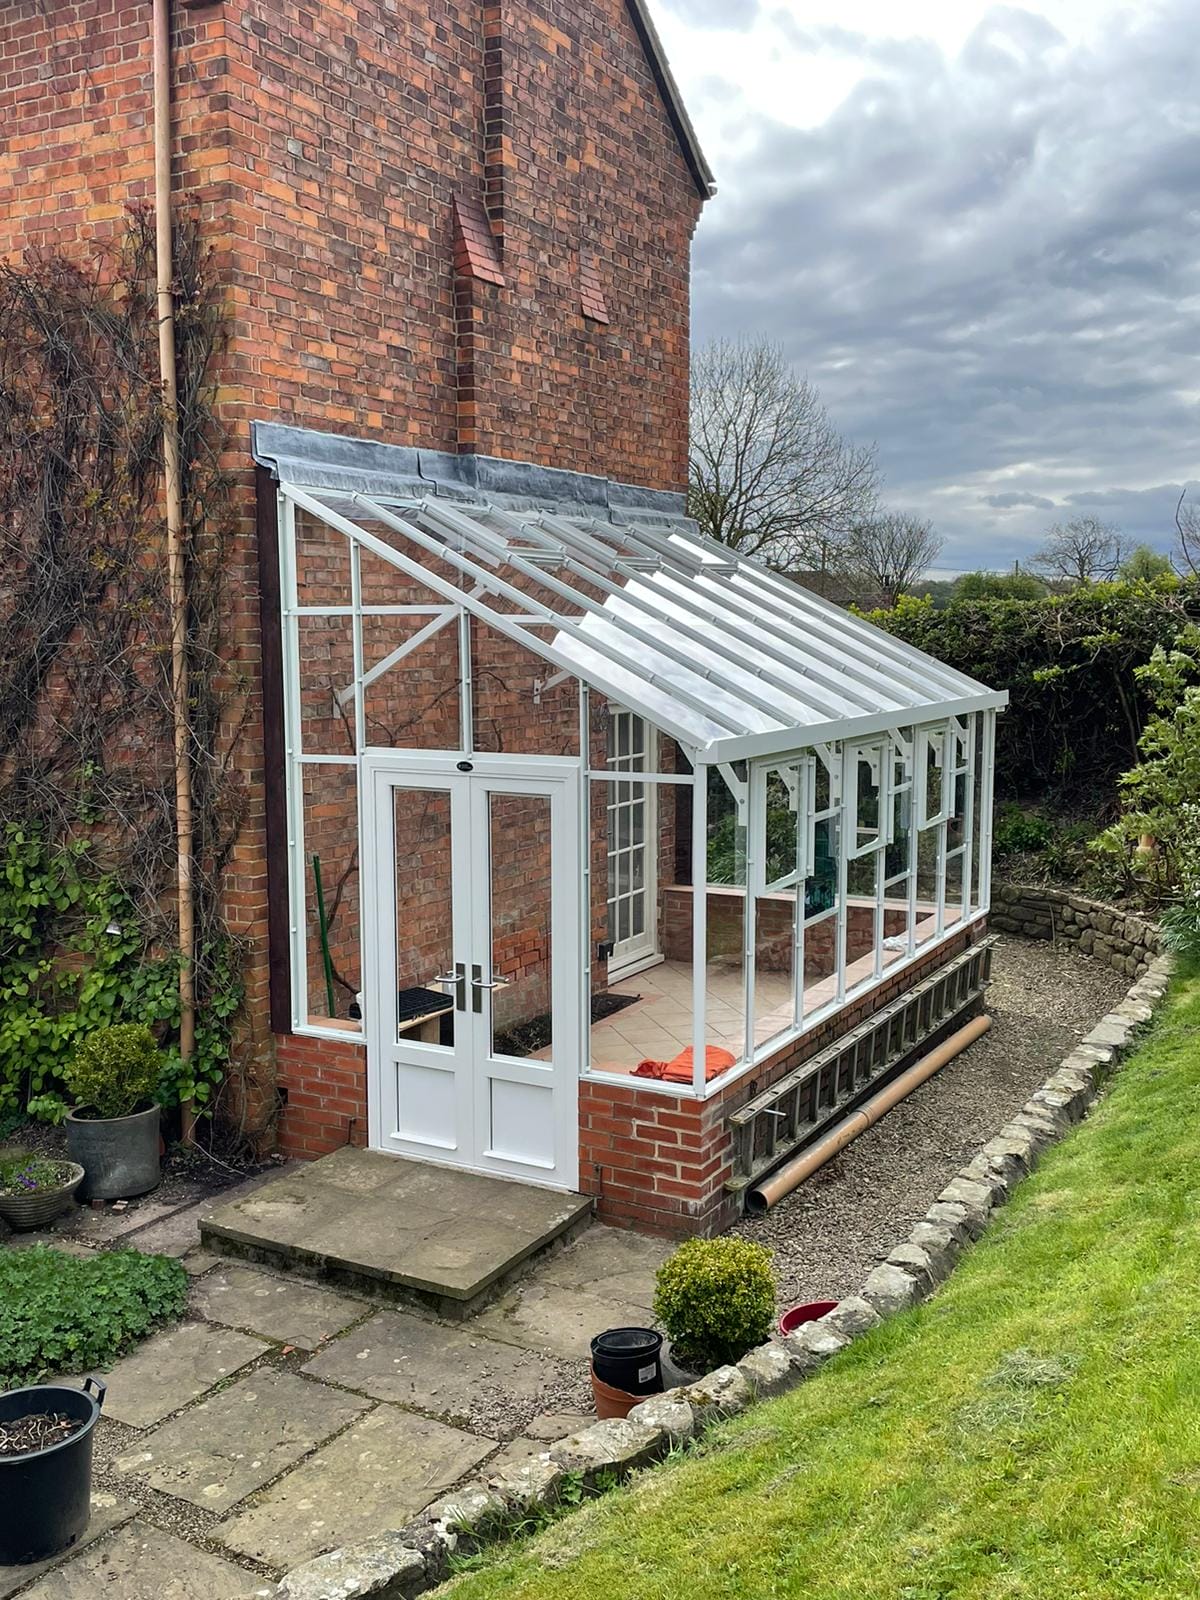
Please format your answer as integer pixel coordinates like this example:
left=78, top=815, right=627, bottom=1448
left=365, top=755, right=579, bottom=1190
left=606, top=711, right=659, bottom=977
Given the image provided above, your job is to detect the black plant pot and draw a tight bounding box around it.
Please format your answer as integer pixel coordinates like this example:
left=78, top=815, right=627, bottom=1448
left=0, top=1378, right=106, bottom=1565
left=590, top=1328, right=664, bottom=1398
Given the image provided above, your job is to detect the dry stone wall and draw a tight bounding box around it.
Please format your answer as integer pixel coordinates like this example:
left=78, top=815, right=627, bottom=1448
left=990, top=883, right=1161, bottom=978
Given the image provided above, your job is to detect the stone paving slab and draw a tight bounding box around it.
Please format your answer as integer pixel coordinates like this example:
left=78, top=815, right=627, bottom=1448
left=181, top=1249, right=221, bottom=1276
left=0, top=1493, right=135, bottom=1599
left=119, top=1167, right=300, bottom=1261
left=301, top=1308, right=565, bottom=1431
left=2, top=1165, right=297, bottom=1258
left=192, top=1264, right=365, bottom=1349
left=9, top=1193, right=183, bottom=1249
left=201, top=1147, right=592, bottom=1312
left=533, top=1225, right=668, bottom=1304
left=95, top=1321, right=269, bottom=1429
left=475, top=1279, right=660, bottom=1363
left=15, top=1522, right=271, bottom=1600
left=111, top=1369, right=368, bottom=1514
left=4, top=1234, right=100, bottom=1260
left=217, top=1404, right=495, bottom=1569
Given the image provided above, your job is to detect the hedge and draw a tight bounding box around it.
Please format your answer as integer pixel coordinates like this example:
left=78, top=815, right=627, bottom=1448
left=862, top=578, right=1200, bottom=807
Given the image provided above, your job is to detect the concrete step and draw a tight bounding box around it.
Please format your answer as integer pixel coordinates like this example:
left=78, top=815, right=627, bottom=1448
left=199, top=1146, right=594, bottom=1319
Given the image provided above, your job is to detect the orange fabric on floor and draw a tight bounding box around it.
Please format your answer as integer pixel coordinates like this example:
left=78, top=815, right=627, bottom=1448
left=632, top=1045, right=736, bottom=1084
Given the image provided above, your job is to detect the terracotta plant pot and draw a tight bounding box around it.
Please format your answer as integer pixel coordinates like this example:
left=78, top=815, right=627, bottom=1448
left=589, top=1364, right=640, bottom=1421
left=779, top=1300, right=839, bottom=1337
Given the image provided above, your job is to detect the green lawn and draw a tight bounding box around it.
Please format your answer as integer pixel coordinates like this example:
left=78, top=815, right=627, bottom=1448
left=446, top=964, right=1200, bottom=1600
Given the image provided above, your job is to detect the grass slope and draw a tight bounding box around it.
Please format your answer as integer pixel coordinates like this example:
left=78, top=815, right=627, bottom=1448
left=447, top=966, right=1200, bottom=1600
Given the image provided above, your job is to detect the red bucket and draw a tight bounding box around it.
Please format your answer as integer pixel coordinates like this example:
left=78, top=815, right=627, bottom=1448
left=779, top=1299, right=838, bottom=1337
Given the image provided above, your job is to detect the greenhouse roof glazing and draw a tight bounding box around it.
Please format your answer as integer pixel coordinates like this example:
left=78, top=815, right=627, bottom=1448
left=255, top=422, right=1007, bottom=763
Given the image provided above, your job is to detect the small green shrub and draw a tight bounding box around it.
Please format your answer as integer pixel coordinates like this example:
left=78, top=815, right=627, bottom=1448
left=64, top=1023, right=163, bottom=1119
left=1156, top=802, right=1200, bottom=958
left=653, top=1236, right=775, bottom=1371
left=0, top=1244, right=188, bottom=1387
left=993, top=804, right=1052, bottom=857
left=1161, top=900, right=1200, bottom=958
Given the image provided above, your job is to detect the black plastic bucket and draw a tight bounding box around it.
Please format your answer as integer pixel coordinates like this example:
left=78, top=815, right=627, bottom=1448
left=590, top=1328, right=664, bottom=1397
left=0, top=1377, right=106, bottom=1565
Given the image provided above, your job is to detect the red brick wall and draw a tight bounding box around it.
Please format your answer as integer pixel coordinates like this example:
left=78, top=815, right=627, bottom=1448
left=580, top=919, right=988, bottom=1237
left=660, top=888, right=910, bottom=972
left=212, top=0, right=700, bottom=484
left=275, top=1032, right=368, bottom=1156
left=1, top=0, right=702, bottom=1144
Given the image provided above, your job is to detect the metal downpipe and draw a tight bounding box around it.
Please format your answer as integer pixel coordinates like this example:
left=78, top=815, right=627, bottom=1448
left=153, top=0, right=197, bottom=1142
left=745, top=1014, right=993, bottom=1213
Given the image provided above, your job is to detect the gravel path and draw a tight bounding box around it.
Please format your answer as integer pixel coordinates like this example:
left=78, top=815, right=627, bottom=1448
left=732, top=935, right=1128, bottom=1309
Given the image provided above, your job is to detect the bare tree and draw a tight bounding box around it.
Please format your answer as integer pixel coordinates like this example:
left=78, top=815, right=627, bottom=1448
left=688, top=338, right=879, bottom=571
left=840, top=512, right=943, bottom=608
left=1175, top=489, right=1200, bottom=578
left=1032, top=516, right=1126, bottom=585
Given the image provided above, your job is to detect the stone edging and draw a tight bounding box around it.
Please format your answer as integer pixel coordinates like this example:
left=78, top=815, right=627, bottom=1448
left=274, top=954, right=1174, bottom=1600
left=990, top=883, right=1162, bottom=978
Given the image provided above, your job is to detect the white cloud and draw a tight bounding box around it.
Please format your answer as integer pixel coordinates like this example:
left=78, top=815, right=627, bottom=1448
left=645, top=0, right=1200, bottom=565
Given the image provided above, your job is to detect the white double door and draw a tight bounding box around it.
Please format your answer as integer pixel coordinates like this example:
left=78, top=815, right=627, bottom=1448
left=364, top=753, right=579, bottom=1190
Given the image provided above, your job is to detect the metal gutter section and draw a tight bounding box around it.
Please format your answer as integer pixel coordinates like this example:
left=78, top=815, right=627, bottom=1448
left=250, top=422, right=690, bottom=525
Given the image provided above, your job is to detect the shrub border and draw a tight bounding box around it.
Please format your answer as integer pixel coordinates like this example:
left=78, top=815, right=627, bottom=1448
left=273, top=952, right=1174, bottom=1600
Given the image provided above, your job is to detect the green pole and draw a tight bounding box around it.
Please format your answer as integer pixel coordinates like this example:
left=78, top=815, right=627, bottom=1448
left=312, top=854, right=337, bottom=1016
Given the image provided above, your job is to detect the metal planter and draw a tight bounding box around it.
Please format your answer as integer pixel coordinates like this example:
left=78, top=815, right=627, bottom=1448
left=65, top=1104, right=161, bottom=1201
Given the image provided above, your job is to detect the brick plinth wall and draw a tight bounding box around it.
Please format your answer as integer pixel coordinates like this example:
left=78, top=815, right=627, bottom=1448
left=660, top=887, right=910, bottom=972
left=276, top=921, right=988, bottom=1214
left=275, top=1033, right=368, bottom=1158
left=580, top=919, right=988, bottom=1237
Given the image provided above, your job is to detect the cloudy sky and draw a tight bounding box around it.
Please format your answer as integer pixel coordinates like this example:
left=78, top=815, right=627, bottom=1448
left=646, top=0, right=1200, bottom=571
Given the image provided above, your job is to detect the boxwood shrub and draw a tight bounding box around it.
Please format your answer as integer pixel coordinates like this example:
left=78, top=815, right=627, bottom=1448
left=654, top=1236, right=775, bottom=1372
left=0, top=1244, right=188, bottom=1389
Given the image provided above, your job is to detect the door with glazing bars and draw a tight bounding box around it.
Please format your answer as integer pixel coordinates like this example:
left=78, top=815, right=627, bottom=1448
left=364, top=753, right=579, bottom=1189
left=606, top=711, right=659, bottom=978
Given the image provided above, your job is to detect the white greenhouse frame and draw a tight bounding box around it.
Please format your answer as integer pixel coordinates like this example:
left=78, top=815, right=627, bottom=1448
left=269, top=446, right=1006, bottom=1106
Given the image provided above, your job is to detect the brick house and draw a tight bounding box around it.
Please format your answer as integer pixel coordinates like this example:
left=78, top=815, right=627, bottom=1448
left=3, top=0, right=1004, bottom=1235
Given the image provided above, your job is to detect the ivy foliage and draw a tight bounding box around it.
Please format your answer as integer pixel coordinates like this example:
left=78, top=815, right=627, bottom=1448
left=0, top=213, right=248, bottom=1139
left=653, top=1236, right=776, bottom=1371
left=0, top=1244, right=188, bottom=1388
left=0, top=826, right=239, bottom=1123
left=862, top=579, right=1200, bottom=806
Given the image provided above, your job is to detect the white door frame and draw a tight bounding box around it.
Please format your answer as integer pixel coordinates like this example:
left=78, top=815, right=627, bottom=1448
left=362, top=749, right=580, bottom=1190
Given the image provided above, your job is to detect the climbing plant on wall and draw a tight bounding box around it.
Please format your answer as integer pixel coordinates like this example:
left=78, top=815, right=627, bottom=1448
left=0, top=210, right=246, bottom=1135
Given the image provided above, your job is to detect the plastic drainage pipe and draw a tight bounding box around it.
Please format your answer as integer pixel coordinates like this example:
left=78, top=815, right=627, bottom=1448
left=745, top=1014, right=992, bottom=1214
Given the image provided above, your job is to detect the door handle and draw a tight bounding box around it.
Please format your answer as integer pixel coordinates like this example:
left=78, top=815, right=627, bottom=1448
left=470, top=964, right=508, bottom=1013
left=432, top=964, right=466, bottom=1011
